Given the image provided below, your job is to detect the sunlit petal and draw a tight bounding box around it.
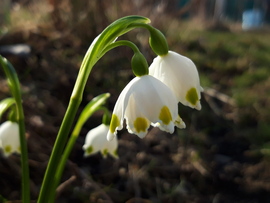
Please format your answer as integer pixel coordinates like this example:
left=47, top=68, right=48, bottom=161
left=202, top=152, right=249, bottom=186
left=83, top=124, right=118, bottom=158
left=108, top=75, right=185, bottom=139
left=149, top=51, right=203, bottom=110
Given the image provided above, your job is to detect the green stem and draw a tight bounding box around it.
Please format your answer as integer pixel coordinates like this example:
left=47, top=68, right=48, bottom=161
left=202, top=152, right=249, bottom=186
left=48, top=93, right=110, bottom=203
left=37, top=15, right=150, bottom=203
left=128, top=23, right=169, bottom=55
left=0, top=56, right=30, bottom=203
left=48, top=129, right=79, bottom=202
left=37, top=96, right=82, bottom=203
left=37, top=56, right=107, bottom=202
left=102, top=40, right=141, bottom=55
left=47, top=113, right=94, bottom=203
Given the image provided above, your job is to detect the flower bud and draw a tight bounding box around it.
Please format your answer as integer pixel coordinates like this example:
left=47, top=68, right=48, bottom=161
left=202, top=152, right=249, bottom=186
left=131, top=52, right=149, bottom=76
left=149, top=28, right=169, bottom=56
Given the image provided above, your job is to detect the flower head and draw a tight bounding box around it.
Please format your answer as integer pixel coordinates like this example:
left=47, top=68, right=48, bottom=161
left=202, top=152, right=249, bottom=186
left=0, top=121, right=20, bottom=157
left=83, top=124, right=118, bottom=158
left=107, top=75, right=185, bottom=141
left=149, top=51, right=203, bottom=110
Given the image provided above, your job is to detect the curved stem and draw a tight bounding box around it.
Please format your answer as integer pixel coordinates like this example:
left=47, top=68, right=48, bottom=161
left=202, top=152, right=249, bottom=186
left=37, top=95, right=82, bottom=203
left=48, top=93, right=110, bottom=202
left=38, top=15, right=151, bottom=203
left=0, top=56, right=30, bottom=203
left=102, top=40, right=141, bottom=55
left=47, top=108, right=100, bottom=203
left=128, top=23, right=169, bottom=55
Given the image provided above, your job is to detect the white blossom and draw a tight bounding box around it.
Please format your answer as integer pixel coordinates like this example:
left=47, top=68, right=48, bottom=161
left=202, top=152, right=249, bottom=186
left=0, top=121, right=20, bottom=157
left=107, top=75, right=185, bottom=141
left=83, top=124, right=118, bottom=158
left=149, top=51, right=203, bottom=110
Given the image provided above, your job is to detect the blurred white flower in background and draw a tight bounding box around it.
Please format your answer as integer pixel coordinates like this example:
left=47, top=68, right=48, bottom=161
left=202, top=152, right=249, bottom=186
left=0, top=121, right=20, bottom=157
left=83, top=124, right=118, bottom=158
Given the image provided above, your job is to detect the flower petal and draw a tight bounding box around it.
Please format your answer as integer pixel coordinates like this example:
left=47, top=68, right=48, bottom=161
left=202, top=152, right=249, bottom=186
left=149, top=51, right=203, bottom=110
left=0, top=121, right=20, bottom=157
left=108, top=75, right=184, bottom=139
left=83, top=124, right=118, bottom=158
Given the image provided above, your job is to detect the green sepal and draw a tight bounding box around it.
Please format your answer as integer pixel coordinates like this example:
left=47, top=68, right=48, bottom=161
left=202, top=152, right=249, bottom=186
left=131, top=52, right=149, bottom=76
left=0, top=97, right=16, bottom=120
left=148, top=27, right=169, bottom=56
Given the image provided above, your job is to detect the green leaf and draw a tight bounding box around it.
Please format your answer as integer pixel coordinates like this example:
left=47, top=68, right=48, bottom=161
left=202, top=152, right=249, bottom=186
left=76, top=93, right=110, bottom=131
left=0, top=97, right=16, bottom=120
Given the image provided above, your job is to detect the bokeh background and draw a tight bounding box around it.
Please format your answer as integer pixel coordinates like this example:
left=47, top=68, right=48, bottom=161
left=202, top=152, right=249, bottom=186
left=0, top=0, right=270, bottom=202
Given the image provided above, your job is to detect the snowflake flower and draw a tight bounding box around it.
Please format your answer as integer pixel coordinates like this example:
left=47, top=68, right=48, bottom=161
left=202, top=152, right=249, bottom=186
left=107, top=75, right=185, bottom=141
left=0, top=121, right=20, bottom=157
left=83, top=124, right=118, bottom=158
left=149, top=51, right=203, bottom=110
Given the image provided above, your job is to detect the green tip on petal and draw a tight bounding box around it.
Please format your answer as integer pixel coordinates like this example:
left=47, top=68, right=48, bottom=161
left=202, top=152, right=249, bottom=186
left=102, top=149, right=108, bottom=158
left=4, top=145, right=12, bottom=154
left=113, top=149, right=118, bottom=158
left=134, top=117, right=148, bottom=133
left=86, top=146, right=93, bottom=154
left=110, top=114, right=120, bottom=133
left=186, top=87, right=199, bottom=106
left=159, top=106, right=173, bottom=125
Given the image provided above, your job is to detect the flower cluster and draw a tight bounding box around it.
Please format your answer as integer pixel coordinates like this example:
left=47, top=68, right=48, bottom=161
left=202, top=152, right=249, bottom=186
left=107, top=51, right=203, bottom=141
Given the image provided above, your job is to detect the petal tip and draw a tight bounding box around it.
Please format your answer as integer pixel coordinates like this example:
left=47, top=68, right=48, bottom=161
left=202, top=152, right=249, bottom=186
left=107, top=132, right=115, bottom=141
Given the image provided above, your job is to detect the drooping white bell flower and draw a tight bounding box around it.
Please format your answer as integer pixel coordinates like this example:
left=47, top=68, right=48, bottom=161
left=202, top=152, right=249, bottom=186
left=107, top=75, right=186, bottom=141
left=149, top=51, right=203, bottom=110
left=0, top=121, right=20, bottom=157
left=83, top=124, right=118, bottom=158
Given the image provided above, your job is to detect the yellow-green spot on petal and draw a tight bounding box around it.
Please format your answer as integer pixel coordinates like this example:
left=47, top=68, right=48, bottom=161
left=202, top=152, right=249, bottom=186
left=186, top=87, right=199, bottom=106
left=134, top=117, right=148, bottom=133
left=86, top=146, right=93, bottom=154
left=159, top=106, right=172, bottom=125
left=113, top=149, right=118, bottom=157
left=4, top=145, right=11, bottom=153
left=110, top=114, right=120, bottom=133
left=103, top=149, right=108, bottom=157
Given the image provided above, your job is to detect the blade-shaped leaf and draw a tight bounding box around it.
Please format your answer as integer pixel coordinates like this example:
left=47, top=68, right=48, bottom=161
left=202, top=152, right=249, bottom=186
left=78, top=93, right=110, bottom=128
left=0, top=97, right=16, bottom=120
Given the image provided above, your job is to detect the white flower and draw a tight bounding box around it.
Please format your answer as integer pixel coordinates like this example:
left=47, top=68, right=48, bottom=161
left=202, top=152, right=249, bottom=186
left=83, top=124, right=118, bottom=158
left=149, top=51, right=203, bottom=110
left=107, top=75, right=185, bottom=141
left=0, top=121, right=20, bottom=157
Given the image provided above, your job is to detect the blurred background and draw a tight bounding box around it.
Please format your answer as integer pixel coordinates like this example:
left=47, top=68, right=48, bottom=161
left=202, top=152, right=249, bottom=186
left=0, top=0, right=270, bottom=202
